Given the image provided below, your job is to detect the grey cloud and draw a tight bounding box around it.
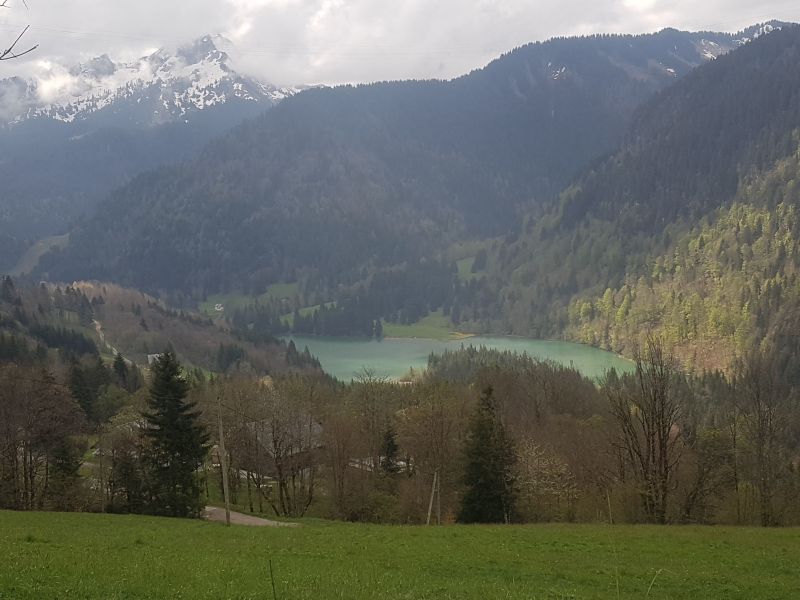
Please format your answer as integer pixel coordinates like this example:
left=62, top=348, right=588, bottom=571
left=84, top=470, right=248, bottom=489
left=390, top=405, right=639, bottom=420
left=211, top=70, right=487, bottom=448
left=1, top=0, right=798, bottom=87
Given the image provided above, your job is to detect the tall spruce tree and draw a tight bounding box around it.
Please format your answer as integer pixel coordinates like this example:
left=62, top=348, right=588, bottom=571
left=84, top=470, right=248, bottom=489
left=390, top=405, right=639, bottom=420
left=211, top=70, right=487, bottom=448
left=69, top=363, right=96, bottom=422
left=143, top=351, right=208, bottom=517
left=379, top=422, right=400, bottom=476
left=113, top=352, right=129, bottom=390
left=458, top=386, right=517, bottom=523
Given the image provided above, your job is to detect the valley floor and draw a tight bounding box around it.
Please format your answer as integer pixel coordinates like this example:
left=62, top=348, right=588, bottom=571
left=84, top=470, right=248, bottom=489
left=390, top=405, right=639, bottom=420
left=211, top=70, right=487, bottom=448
left=1, top=510, right=797, bottom=599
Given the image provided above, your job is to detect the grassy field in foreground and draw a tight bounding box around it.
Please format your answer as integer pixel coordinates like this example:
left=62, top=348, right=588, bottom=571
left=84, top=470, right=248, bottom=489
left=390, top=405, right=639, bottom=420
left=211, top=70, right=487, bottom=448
left=382, top=310, right=472, bottom=341
left=1, top=511, right=798, bottom=599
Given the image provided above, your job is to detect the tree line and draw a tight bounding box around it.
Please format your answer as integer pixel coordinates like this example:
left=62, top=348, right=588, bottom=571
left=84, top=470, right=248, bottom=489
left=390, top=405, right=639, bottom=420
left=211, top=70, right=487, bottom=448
left=4, top=335, right=798, bottom=526
left=0, top=352, right=208, bottom=517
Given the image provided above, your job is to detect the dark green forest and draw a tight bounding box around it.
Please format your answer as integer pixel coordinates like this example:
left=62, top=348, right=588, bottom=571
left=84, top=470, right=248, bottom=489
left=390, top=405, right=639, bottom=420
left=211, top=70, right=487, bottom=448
left=22, top=23, right=800, bottom=380
left=36, top=29, right=740, bottom=300
left=476, top=25, right=800, bottom=373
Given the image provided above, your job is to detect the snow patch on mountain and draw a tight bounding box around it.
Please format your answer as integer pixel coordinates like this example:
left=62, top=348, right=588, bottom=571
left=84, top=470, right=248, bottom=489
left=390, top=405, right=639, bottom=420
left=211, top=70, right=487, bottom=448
left=696, top=23, right=782, bottom=63
left=1, top=35, right=301, bottom=126
left=699, top=38, right=725, bottom=61
left=735, top=22, right=782, bottom=46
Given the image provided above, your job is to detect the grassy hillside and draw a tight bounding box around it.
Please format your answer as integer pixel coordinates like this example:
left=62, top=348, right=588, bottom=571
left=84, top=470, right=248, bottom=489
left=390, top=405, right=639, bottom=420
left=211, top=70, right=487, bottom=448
left=1, top=511, right=797, bottom=599
left=72, top=282, right=311, bottom=375
left=382, top=310, right=471, bottom=340
left=0, top=277, right=318, bottom=377
left=10, top=233, right=70, bottom=276
left=199, top=282, right=301, bottom=317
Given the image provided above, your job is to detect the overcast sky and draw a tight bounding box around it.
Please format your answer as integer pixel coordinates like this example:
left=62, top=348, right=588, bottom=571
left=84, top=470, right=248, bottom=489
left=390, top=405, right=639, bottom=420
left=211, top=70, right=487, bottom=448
left=1, top=0, right=799, bottom=86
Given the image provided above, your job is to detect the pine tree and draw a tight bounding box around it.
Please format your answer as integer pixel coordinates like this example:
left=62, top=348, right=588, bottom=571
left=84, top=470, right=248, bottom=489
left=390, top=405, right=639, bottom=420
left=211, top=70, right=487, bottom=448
left=143, top=351, right=209, bottom=517
left=458, top=386, right=517, bottom=523
left=379, top=422, right=400, bottom=475
left=69, top=364, right=96, bottom=421
left=113, top=352, right=129, bottom=390
left=47, top=439, right=83, bottom=511
left=1, top=276, right=16, bottom=303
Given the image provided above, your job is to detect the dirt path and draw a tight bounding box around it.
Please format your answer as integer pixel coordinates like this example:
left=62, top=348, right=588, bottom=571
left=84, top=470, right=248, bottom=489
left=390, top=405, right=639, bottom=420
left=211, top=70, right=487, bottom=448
left=92, top=319, right=119, bottom=356
left=202, top=506, right=298, bottom=527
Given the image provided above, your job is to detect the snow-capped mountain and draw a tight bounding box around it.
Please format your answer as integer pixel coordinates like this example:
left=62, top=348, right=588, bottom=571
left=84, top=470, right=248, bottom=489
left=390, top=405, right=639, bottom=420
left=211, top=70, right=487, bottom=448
left=2, top=34, right=300, bottom=127
left=0, top=35, right=307, bottom=256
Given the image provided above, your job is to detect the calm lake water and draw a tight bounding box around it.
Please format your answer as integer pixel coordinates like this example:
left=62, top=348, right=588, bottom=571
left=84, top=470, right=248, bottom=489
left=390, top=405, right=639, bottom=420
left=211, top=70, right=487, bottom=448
left=286, top=335, right=633, bottom=381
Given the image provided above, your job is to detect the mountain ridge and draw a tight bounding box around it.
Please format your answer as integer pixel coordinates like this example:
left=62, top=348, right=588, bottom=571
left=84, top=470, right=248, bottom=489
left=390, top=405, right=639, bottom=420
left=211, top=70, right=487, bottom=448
left=2, top=34, right=301, bottom=127
left=34, top=27, right=756, bottom=299
left=0, top=35, right=304, bottom=269
left=477, top=24, right=800, bottom=371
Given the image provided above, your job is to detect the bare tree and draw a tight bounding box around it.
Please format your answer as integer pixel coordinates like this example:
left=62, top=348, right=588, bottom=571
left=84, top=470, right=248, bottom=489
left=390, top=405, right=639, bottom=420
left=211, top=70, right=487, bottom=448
left=398, top=380, right=471, bottom=523
left=259, top=377, right=321, bottom=517
left=323, top=408, right=358, bottom=516
left=194, top=377, right=322, bottom=518
left=733, top=349, right=787, bottom=526
left=1, top=1, right=38, bottom=61
left=0, top=365, right=84, bottom=510
left=351, top=369, right=393, bottom=477
left=604, top=336, right=685, bottom=523
left=679, top=428, right=734, bottom=523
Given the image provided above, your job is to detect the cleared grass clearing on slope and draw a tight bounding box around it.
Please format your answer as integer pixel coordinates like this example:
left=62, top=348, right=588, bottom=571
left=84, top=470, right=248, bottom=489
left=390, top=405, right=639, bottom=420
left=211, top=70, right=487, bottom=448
left=11, top=234, right=70, bottom=276
left=1, top=510, right=798, bottom=599
left=382, top=310, right=472, bottom=341
left=199, top=282, right=300, bottom=316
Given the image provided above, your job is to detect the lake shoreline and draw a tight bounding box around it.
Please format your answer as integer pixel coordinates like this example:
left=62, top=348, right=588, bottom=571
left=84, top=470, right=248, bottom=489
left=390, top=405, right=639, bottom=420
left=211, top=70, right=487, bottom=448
left=285, top=334, right=634, bottom=381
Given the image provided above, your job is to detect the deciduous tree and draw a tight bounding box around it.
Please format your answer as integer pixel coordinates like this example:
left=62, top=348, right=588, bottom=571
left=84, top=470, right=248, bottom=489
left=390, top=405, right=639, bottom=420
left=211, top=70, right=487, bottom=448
left=604, top=337, right=685, bottom=523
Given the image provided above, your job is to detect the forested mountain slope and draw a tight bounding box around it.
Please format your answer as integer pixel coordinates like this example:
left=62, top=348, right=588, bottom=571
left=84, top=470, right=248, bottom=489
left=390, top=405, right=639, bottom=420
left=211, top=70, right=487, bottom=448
left=568, top=160, right=800, bottom=370
left=484, top=25, right=800, bottom=370
left=0, top=276, right=317, bottom=376
left=0, top=36, right=296, bottom=270
left=36, top=28, right=748, bottom=297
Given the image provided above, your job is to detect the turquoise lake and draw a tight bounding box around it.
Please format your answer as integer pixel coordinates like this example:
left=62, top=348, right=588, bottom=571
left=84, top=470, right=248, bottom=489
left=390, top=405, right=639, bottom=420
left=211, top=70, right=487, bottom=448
left=285, top=335, right=633, bottom=381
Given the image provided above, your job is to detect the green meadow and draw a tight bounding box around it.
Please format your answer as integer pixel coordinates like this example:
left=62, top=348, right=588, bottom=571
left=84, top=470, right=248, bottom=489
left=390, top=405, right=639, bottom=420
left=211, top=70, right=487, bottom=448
left=1, top=510, right=798, bottom=599
left=199, top=282, right=300, bottom=316
left=11, top=233, right=70, bottom=276
left=381, top=310, right=470, bottom=341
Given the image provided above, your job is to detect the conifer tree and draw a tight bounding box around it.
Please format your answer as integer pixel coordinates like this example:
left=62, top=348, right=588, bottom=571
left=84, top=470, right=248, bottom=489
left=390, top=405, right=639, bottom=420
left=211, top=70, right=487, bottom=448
left=379, top=422, right=400, bottom=475
left=143, top=351, right=208, bottom=517
left=69, top=363, right=96, bottom=421
left=458, top=386, right=517, bottom=523
left=0, top=276, right=16, bottom=303
left=47, top=439, right=83, bottom=511
left=113, top=352, right=129, bottom=390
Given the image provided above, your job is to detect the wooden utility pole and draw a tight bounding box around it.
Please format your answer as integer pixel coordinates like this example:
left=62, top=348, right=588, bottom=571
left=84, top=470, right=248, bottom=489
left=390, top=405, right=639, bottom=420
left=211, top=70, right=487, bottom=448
left=426, top=469, right=438, bottom=525
left=217, top=396, right=231, bottom=527
left=436, top=468, right=442, bottom=525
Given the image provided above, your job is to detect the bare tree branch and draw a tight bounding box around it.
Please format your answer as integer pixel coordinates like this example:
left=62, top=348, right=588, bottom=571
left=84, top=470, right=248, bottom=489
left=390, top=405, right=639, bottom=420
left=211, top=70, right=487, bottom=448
left=0, top=2, right=38, bottom=61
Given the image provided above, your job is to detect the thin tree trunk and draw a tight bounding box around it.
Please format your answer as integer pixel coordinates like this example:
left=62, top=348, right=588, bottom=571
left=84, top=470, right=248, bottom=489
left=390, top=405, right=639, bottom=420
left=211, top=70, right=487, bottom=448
left=426, top=470, right=437, bottom=525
